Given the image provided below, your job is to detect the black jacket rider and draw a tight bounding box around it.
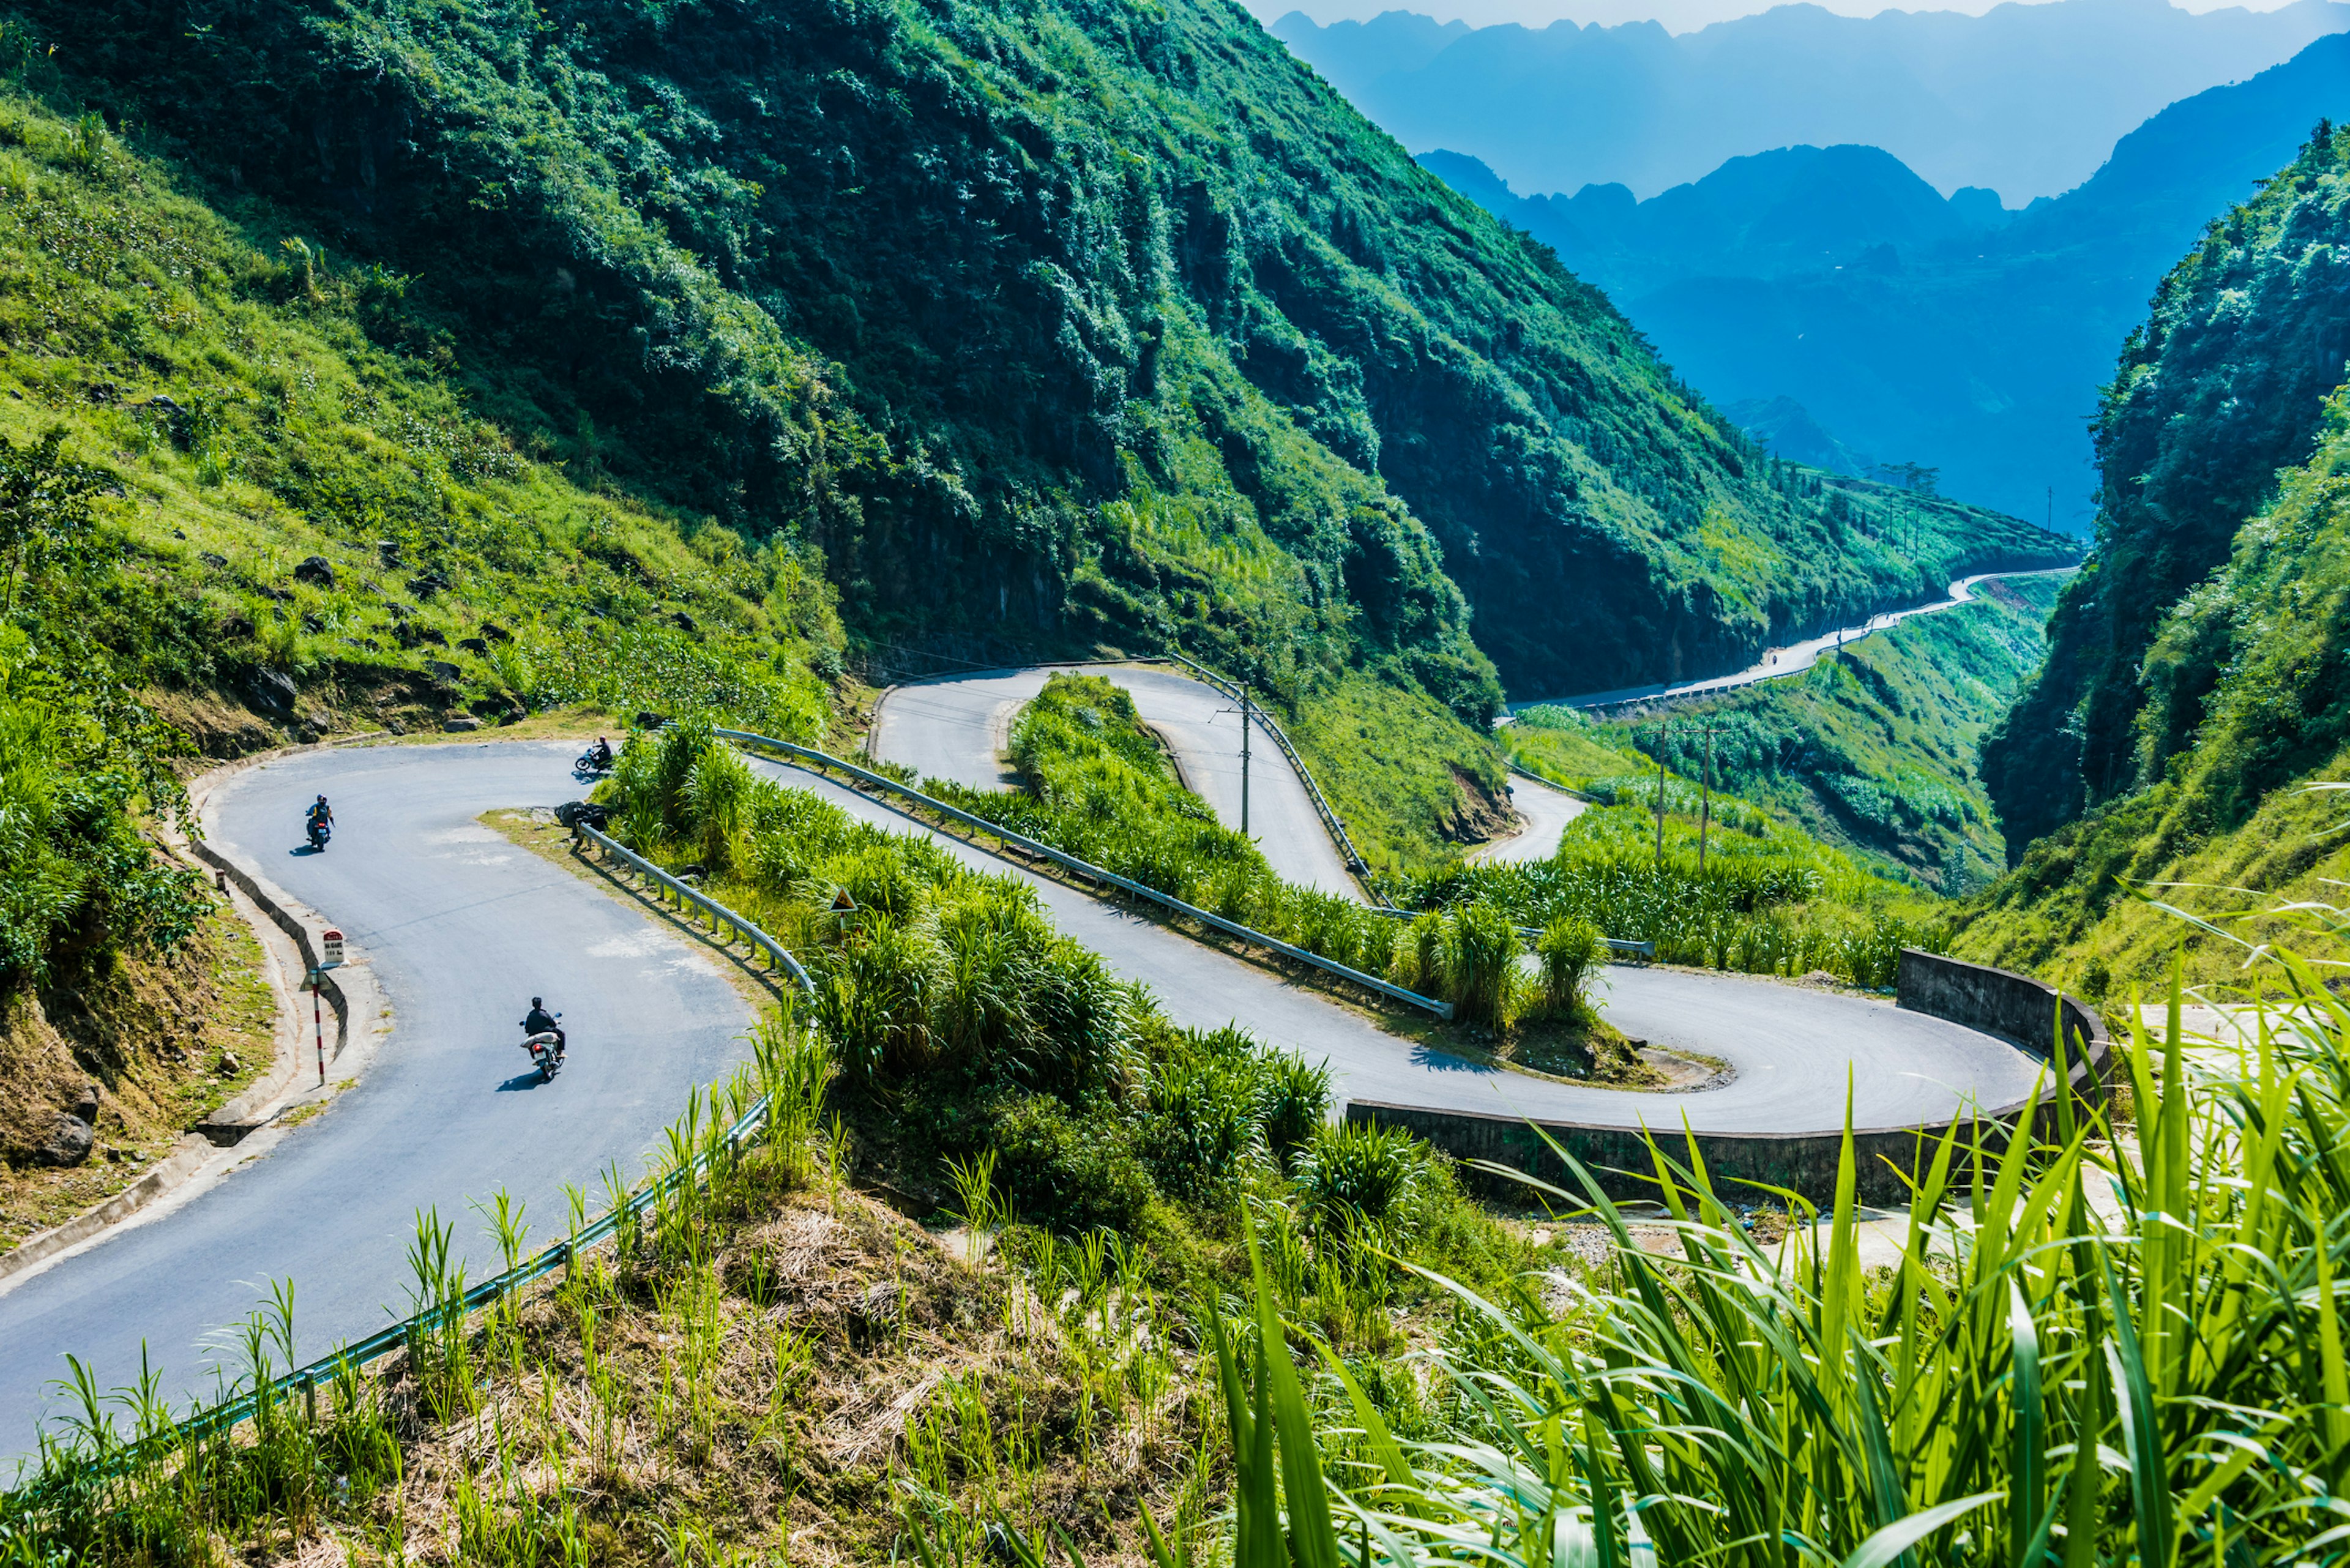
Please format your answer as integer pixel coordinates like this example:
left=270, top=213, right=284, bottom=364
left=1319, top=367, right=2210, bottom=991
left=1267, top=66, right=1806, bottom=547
left=521, top=1002, right=565, bottom=1058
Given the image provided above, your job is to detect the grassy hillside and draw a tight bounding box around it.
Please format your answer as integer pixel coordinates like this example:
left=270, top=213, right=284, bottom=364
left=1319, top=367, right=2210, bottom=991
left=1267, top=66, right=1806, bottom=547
left=9, top=0, right=2070, bottom=714
left=1958, top=389, right=2350, bottom=996
left=1982, top=121, right=2350, bottom=851
left=1544, top=571, right=2066, bottom=890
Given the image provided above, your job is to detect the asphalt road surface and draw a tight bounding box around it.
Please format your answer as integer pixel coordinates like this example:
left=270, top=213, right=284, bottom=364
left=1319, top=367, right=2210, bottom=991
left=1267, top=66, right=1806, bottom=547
left=0, top=743, right=751, bottom=1454
left=750, top=758, right=2042, bottom=1132
left=1524, top=570, right=2074, bottom=711
left=869, top=666, right=1359, bottom=893
left=0, top=736, right=2043, bottom=1455
left=1470, top=774, right=1587, bottom=865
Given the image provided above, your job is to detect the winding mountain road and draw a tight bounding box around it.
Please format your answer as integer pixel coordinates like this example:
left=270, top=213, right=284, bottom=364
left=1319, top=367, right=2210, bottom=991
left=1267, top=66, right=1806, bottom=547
left=1, top=721, right=2042, bottom=1454
left=753, top=757, right=2040, bottom=1127
left=1525, top=569, right=2073, bottom=711
left=0, top=744, right=752, bottom=1451
left=854, top=668, right=2035, bottom=1111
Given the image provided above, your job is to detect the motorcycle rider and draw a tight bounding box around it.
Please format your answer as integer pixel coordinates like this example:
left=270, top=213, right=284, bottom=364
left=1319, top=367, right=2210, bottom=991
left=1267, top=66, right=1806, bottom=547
left=305, top=794, right=334, bottom=844
left=588, top=736, right=614, bottom=771
left=521, top=996, right=565, bottom=1061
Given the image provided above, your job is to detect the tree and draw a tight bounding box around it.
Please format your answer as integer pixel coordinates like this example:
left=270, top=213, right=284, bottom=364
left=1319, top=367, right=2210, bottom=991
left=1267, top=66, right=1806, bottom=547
left=1869, top=460, right=1941, bottom=497
left=0, top=427, right=101, bottom=619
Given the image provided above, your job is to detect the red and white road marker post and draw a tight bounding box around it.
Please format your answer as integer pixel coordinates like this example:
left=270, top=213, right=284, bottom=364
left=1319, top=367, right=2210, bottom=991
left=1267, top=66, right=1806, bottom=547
left=309, top=929, right=345, bottom=1088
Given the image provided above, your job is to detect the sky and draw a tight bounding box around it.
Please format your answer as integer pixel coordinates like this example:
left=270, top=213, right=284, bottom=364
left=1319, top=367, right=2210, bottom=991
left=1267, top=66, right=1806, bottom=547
left=1247, top=0, right=2301, bottom=34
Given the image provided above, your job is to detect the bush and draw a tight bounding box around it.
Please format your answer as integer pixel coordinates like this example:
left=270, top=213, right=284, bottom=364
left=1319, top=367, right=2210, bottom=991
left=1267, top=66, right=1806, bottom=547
left=1439, top=900, right=1521, bottom=1030
left=1258, top=1050, right=1332, bottom=1171
left=1530, top=916, right=1603, bottom=1020
left=1292, top=1121, right=1427, bottom=1233
left=989, top=1095, right=1154, bottom=1236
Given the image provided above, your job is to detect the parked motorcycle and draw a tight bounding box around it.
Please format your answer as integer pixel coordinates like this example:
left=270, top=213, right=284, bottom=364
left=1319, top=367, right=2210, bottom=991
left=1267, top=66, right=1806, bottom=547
left=520, top=1027, right=563, bottom=1082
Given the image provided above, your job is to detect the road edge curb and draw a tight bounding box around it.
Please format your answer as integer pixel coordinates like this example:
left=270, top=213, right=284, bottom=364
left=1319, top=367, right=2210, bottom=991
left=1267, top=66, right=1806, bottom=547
left=0, top=733, right=393, bottom=1287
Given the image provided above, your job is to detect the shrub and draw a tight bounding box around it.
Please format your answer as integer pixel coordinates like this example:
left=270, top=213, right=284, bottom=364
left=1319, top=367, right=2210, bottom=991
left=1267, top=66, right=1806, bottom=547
left=1439, top=900, right=1521, bottom=1030
left=988, top=1095, right=1153, bottom=1236
left=1258, top=1050, right=1332, bottom=1171
left=1292, top=1120, right=1426, bottom=1233
left=1530, top=915, right=1603, bottom=1020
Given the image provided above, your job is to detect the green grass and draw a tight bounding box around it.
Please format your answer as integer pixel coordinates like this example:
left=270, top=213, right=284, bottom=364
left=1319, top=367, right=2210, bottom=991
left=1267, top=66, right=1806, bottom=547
left=1561, top=570, right=2067, bottom=892
left=1100, top=945, right=2350, bottom=1567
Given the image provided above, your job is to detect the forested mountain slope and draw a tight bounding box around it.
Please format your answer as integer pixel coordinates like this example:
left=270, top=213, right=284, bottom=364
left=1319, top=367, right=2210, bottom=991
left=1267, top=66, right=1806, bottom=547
left=10, top=0, right=2067, bottom=706
left=1981, top=122, right=2350, bottom=851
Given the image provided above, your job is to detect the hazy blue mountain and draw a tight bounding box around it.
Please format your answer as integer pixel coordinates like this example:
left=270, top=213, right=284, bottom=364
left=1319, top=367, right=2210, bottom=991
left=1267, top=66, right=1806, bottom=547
left=1421, top=33, right=2350, bottom=530
left=1278, top=0, right=2349, bottom=203
left=1420, top=143, right=2008, bottom=294
left=1721, top=397, right=1873, bottom=477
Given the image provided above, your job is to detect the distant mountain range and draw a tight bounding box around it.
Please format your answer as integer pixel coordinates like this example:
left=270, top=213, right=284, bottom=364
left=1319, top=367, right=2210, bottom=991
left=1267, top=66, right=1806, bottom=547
left=1417, top=32, right=2350, bottom=530
left=1274, top=0, right=2349, bottom=202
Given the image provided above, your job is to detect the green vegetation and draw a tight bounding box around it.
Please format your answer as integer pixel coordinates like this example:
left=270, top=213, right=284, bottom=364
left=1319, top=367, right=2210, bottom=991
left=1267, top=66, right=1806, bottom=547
left=1486, top=707, right=1949, bottom=985
left=1090, top=954, right=2350, bottom=1567
left=1563, top=572, right=2067, bottom=892
left=1984, top=122, right=2350, bottom=850
left=600, top=717, right=1521, bottom=1283
left=0, top=81, right=849, bottom=991
left=1409, top=794, right=1944, bottom=989
left=1960, top=390, right=2350, bottom=995
left=11, top=0, right=2070, bottom=724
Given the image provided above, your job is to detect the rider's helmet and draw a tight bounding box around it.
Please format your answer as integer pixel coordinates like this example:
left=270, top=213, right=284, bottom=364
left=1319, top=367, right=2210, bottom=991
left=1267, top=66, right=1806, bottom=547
left=531, top=996, right=543, bottom=1009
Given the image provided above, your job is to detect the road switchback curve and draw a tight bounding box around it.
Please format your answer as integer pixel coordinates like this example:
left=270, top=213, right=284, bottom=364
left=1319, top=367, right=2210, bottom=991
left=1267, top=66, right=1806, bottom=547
left=0, top=743, right=752, bottom=1450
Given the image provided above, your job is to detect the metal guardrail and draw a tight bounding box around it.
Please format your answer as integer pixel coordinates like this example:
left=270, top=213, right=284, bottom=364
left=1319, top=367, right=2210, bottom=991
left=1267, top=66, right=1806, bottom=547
left=575, top=823, right=818, bottom=1002
left=1154, top=651, right=1389, bottom=903
left=712, top=728, right=1457, bottom=1021
left=1363, top=905, right=1655, bottom=960
left=77, top=1054, right=787, bottom=1473
left=48, top=868, right=819, bottom=1471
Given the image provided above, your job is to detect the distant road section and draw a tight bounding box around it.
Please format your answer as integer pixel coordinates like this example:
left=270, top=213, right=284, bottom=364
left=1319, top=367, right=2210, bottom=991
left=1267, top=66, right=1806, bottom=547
left=1469, top=772, right=1587, bottom=865
left=868, top=665, right=1360, bottom=894
left=1521, top=569, right=2072, bottom=711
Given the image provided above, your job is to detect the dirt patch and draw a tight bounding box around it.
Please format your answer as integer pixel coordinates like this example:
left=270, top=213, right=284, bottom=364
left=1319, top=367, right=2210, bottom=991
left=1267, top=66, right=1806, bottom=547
left=324, top=1185, right=1214, bottom=1568
left=1435, top=762, right=1518, bottom=846
left=0, top=899, right=278, bottom=1255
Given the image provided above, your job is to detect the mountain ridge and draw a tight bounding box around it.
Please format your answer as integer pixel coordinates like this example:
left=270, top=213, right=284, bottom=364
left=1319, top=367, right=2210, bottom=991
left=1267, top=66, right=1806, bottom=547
left=1416, top=33, right=2350, bottom=529
left=1276, top=0, right=2349, bottom=201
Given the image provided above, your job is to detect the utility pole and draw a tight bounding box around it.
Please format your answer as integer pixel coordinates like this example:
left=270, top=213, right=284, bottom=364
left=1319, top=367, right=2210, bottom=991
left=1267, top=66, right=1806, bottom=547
left=1654, top=719, right=1669, bottom=872
left=1697, top=720, right=1714, bottom=876
left=1238, top=680, right=1252, bottom=837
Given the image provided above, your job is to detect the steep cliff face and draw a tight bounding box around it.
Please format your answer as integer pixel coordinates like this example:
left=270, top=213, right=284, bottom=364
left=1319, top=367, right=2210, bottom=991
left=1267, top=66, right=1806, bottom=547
left=20, top=0, right=2065, bottom=709
left=1982, top=124, right=2350, bottom=852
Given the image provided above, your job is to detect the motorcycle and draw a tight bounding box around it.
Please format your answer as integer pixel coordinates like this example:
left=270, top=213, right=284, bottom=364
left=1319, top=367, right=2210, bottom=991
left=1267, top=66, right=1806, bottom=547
left=520, top=1025, right=564, bottom=1082
left=307, top=816, right=331, bottom=852
left=575, top=746, right=614, bottom=777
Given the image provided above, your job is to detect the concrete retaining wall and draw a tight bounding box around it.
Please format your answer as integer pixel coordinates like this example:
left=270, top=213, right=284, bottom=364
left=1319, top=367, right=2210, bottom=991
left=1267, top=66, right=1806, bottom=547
left=1895, top=947, right=2111, bottom=1113
left=1349, top=950, right=2112, bottom=1207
